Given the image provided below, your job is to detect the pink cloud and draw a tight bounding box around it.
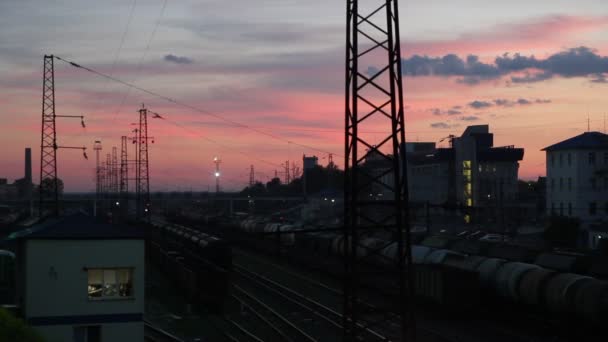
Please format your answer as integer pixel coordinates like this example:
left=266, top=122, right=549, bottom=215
left=403, top=15, right=608, bottom=56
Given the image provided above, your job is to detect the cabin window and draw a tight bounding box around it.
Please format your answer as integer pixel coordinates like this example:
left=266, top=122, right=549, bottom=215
left=87, top=268, right=133, bottom=299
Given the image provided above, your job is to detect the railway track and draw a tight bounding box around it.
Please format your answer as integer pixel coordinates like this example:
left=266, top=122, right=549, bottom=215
left=144, top=320, right=185, bottom=342
left=232, top=248, right=565, bottom=342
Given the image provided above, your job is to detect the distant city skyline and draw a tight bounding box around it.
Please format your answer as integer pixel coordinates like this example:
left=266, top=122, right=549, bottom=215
left=1, top=0, right=607, bottom=191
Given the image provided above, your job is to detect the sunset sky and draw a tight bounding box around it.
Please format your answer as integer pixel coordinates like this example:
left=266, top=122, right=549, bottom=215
left=1, top=0, right=608, bottom=192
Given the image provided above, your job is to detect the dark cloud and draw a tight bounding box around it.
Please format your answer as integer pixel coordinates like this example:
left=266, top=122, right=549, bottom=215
left=452, top=105, right=462, bottom=110
left=402, top=46, right=608, bottom=85
left=460, top=116, right=479, bottom=121
left=431, top=108, right=442, bottom=116
left=517, top=98, right=532, bottom=105
left=468, top=100, right=493, bottom=109
left=511, top=71, right=553, bottom=83
left=447, top=109, right=462, bottom=115
left=494, top=99, right=513, bottom=107
left=535, top=99, right=552, bottom=104
left=430, top=122, right=452, bottom=129
left=402, top=54, right=500, bottom=85
left=164, top=54, right=194, bottom=64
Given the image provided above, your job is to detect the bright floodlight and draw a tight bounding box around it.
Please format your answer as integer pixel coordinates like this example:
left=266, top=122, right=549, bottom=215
left=215, top=172, right=220, bottom=177
left=213, top=156, right=218, bottom=162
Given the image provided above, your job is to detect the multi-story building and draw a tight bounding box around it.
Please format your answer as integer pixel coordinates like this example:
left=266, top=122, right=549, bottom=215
left=364, top=125, right=524, bottom=225
left=408, top=125, right=524, bottom=221
left=15, top=214, right=145, bottom=341
left=543, top=131, right=608, bottom=248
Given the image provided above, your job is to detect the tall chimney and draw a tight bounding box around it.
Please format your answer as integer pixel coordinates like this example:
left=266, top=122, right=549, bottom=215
left=25, top=147, right=32, bottom=183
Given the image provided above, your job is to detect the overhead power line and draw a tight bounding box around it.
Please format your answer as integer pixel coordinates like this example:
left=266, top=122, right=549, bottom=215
left=52, top=55, right=339, bottom=158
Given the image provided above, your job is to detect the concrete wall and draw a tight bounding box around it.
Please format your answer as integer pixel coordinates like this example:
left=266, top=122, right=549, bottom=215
left=23, top=239, right=144, bottom=342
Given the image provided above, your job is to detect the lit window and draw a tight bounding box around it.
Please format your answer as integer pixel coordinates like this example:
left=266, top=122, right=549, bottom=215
left=88, top=268, right=133, bottom=299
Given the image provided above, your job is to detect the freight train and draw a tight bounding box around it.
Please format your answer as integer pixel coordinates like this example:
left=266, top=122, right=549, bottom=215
left=227, top=217, right=608, bottom=325
left=147, top=219, right=231, bottom=312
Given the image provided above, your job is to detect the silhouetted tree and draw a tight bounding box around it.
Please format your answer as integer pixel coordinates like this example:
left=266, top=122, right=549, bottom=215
left=0, top=308, right=44, bottom=342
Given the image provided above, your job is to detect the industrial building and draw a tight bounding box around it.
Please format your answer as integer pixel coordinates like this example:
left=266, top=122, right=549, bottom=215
left=0, top=148, right=34, bottom=201
left=543, top=131, right=608, bottom=248
left=13, top=214, right=145, bottom=342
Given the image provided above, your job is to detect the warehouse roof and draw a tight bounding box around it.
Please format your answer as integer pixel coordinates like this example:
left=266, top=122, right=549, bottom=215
left=542, top=131, right=608, bottom=151
left=10, top=213, right=144, bottom=240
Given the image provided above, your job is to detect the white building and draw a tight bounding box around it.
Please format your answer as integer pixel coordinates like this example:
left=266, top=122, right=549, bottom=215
left=543, top=131, right=608, bottom=248
left=15, top=214, right=145, bottom=342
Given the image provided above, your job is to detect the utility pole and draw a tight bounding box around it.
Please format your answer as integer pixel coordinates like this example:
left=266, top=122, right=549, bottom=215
left=249, top=165, right=255, bottom=187
left=284, top=160, right=290, bottom=184
left=112, top=147, right=118, bottom=194
left=344, top=0, right=414, bottom=340
left=120, top=136, right=128, bottom=195
left=94, top=141, right=102, bottom=215
left=214, top=156, right=221, bottom=193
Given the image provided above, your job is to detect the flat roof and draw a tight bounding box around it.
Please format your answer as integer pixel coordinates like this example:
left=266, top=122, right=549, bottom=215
left=10, top=213, right=144, bottom=240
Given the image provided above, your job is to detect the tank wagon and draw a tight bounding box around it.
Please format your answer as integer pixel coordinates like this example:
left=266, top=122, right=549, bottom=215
left=230, top=216, right=608, bottom=325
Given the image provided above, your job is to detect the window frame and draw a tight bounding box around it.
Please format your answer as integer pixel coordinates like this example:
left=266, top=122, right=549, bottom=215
left=86, top=267, right=135, bottom=301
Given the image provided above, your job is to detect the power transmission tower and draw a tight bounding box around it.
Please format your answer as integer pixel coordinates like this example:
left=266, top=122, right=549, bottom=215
left=106, top=153, right=112, bottom=197
left=39, top=55, right=87, bottom=218
left=136, top=105, right=151, bottom=221
left=214, top=156, right=221, bottom=193
left=112, top=147, right=118, bottom=194
left=94, top=140, right=102, bottom=214
left=344, top=0, right=414, bottom=341
left=249, top=165, right=255, bottom=187
left=120, top=136, right=128, bottom=196
left=284, top=160, right=290, bottom=184
left=94, top=141, right=102, bottom=194
left=40, top=55, right=58, bottom=217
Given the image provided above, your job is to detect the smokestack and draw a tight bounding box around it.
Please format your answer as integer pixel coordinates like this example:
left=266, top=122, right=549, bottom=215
left=25, top=147, right=32, bottom=183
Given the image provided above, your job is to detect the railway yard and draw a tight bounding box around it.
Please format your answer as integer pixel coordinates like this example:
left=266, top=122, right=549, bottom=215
left=144, top=215, right=608, bottom=342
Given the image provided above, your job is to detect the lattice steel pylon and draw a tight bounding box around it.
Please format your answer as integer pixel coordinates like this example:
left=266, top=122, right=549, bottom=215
left=249, top=165, right=255, bottom=187
left=112, top=147, right=118, bottom=194
left=136, top=105, right=151, bottom=220
left=344, top=0, right=414, bottom=341
left=40, top=55, right=59, bottom=217
left=120, top=136, right=128, bottom=195
left=94, top=141, right=102, bottom=198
